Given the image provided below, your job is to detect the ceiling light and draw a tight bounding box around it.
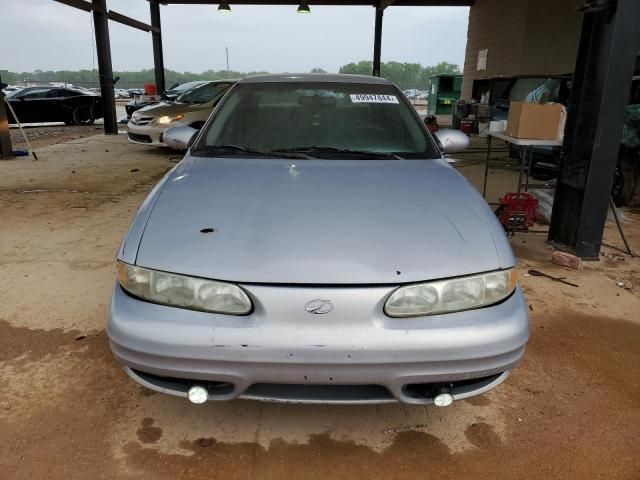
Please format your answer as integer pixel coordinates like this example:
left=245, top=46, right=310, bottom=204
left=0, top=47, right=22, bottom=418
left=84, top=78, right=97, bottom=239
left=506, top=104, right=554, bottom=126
left=297, top=2, right=310, bottom=13
left=218, top=0, right=231, bottom=13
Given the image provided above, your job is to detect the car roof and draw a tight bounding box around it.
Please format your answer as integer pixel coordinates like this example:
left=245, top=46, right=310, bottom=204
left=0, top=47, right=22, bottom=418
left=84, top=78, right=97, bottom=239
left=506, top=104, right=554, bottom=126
left=183, top=79, right=238, bottom=88
left=238, top=74, right=392, bottom=85
left=20, top=86, right=51, bottom=91
left=202, top=79, right=239, bottom=85
left=172, top=80, right=209, bottom=88
left=184, top=80, right=238, bottom=91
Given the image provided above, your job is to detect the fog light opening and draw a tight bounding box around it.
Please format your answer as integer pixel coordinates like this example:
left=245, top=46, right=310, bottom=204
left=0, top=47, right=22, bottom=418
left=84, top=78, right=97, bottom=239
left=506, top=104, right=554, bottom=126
left=187, top=385, right=209, bottom=404
left=433, top=386, right=454, bottom=407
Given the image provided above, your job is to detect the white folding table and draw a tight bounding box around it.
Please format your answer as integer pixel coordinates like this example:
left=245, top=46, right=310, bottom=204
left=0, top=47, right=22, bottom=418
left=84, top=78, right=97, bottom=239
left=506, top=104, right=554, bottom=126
left=483, top=131, right=563, bottom=234
left=483, top=130, right=563, bottom=199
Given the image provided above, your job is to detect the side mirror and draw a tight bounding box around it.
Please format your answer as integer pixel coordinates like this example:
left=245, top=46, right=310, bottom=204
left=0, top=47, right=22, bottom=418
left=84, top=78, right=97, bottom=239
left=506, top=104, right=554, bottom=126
left=434, top=128, right=470, bottom=154
left=163, top=125, right=198, bottom=151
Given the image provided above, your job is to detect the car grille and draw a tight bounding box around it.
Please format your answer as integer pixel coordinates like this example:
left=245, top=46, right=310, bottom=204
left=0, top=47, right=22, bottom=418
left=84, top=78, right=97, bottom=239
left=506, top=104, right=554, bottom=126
left=242, top=384, right=395, bottom=403
left=131, top=115, right=154, bottom=126
left=128, top=133, right=152, bottom=143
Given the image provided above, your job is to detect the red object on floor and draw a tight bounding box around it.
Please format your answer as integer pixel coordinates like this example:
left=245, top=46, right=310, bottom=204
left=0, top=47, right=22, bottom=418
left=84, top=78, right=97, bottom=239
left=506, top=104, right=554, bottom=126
left=460, top=120, right=474, bottom=135
left=144, top=84, right=157, bottom=95
left=551, top=251, right=583, bottom=270
left=497, top=192, right=539, bottom=231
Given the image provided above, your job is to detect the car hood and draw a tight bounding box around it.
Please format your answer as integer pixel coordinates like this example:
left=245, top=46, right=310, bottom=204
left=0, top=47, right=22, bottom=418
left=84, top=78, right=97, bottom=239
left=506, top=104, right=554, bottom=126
left=134, top=155, right=514, bottom=284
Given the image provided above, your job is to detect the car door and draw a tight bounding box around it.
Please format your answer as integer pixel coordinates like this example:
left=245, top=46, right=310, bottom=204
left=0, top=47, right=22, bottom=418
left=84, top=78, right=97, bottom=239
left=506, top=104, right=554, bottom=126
left=6, top=89, right=34, bottom=122
left=49, top=88, right=82, bottom=122
left=44, top=89, right=69, bottom=122
left=10, top=88, right=52, bottom=123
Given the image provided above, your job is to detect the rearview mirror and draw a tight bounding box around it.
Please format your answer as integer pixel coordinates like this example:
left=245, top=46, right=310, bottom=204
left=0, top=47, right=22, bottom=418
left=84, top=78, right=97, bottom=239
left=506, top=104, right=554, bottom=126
left=434, top=129, right=470, bottom=154
left=163, top=125, right=198, bottom=151
left=298, top=95, right=337, bottom=107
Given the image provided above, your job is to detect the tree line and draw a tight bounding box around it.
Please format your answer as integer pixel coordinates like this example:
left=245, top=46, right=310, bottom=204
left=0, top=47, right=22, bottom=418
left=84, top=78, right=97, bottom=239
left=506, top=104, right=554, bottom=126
left=1, top=61, right=460, bottom=91
left=0, top=68, right=267, bottom=89
left=339, top=61, right=460, bottom=90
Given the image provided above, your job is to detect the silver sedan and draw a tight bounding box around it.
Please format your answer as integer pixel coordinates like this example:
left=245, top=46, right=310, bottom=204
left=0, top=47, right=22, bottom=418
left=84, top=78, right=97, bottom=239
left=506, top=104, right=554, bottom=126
left=108, top=74, right=528, bottom=406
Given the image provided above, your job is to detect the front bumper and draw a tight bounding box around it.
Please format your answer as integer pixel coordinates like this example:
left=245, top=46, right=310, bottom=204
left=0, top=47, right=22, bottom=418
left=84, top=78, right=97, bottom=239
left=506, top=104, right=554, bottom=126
left=127, top=122, right=167, bottom=146
left=108, top=283, right=529, bottom=405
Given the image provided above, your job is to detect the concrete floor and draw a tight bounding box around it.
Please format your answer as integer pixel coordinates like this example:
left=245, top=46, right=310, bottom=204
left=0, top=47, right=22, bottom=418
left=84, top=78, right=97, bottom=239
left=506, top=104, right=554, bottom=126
left=1, top=134, right=639, bottom=479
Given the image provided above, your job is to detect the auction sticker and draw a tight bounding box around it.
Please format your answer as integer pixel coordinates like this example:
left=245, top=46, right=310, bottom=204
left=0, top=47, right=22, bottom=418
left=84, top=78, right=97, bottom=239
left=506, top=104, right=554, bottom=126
left=350, top=94, right=399, bottom=104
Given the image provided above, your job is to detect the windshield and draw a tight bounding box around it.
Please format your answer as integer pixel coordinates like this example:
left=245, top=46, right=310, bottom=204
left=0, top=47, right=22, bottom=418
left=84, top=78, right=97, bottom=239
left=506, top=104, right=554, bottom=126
left=177, top=82, right=230, bottom=104
left=169, top=81, right=205, bottom=96
left=195, top=82, right=439, bottom=159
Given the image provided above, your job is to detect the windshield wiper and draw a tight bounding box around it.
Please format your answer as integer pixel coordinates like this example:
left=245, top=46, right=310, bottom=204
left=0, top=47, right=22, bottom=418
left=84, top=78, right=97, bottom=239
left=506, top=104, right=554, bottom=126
left=191, top=144, right=310, bottom=159
left=272, top=146, right=403, bottom=159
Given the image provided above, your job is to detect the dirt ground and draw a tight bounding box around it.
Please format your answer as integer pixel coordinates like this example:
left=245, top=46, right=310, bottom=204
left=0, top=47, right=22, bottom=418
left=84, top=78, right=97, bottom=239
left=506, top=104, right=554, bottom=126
left=1, top=134, right=639, bottom=479
left=9, top=125, right=107, bottom=151
left=9, top=103, right=128, bottom=150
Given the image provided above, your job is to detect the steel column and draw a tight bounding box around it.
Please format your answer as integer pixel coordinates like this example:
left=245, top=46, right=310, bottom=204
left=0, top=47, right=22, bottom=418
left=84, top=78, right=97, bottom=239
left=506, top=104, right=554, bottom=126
left=548, top=0, right=640, bottom=259
left=372, top=7, right=383, bottom=77
left=150, top=1, right=166, bottom=94
left=92, top=0, right=118, bottom=134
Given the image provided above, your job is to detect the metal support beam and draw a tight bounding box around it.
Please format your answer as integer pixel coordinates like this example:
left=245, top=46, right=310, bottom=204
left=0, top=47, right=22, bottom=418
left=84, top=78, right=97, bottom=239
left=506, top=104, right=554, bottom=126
left=548, top=0, right=640, bottom=259
left=108, top=10, right=158, bottom=33
left=92, top=0, right=118, bottom=134
left=53, top=0, right=94, bottom=13
left=150, top=1, right=166, bottom=94
left=372, top=8, right=383, bottom=77
left=54, top=0, right=157, bottom=32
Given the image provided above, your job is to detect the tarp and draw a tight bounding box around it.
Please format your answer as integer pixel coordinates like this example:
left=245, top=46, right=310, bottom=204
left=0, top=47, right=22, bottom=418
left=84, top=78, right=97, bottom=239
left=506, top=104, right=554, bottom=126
left=621, top=104, right=640, bottom=149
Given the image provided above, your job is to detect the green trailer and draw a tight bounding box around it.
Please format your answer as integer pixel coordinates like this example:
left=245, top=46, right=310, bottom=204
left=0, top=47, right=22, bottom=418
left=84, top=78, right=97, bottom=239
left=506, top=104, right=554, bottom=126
left=428, top=74, right=463, bottom=116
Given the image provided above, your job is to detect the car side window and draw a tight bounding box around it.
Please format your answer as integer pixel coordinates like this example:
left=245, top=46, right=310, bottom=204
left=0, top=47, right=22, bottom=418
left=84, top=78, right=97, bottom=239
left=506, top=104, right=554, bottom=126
left=181, top=84, right=230, bottom=104
left=57, top=89, right=80, bottom=97
left=20, top=88, right=51, bottom=99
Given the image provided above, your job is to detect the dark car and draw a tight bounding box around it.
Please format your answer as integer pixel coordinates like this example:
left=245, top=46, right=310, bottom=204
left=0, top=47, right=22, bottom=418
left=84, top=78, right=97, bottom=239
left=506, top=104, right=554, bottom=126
left=6, top=87, right=103, bottom=125
left=125, top=81, right=209, bottom=118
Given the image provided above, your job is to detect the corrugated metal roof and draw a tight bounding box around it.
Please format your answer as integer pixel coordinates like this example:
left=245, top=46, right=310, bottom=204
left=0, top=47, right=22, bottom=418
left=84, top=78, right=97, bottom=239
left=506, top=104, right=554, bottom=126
left=158, top=0, right=473, bottom=7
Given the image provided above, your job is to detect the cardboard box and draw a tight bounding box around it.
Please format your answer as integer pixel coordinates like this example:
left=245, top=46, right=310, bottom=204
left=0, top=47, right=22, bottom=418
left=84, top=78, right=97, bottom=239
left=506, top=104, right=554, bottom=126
left=505, top=101, right=563, bottom=140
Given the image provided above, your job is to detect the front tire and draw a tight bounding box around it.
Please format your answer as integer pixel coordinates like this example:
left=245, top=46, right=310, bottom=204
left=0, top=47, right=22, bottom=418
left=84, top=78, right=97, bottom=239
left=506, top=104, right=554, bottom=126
left=72, top=105, right=95, bottom=125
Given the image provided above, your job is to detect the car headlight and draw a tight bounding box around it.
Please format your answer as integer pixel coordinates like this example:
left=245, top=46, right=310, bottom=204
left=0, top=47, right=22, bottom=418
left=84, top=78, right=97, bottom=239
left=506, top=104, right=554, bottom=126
left=154, top=114, right=184, bottom=125
left=117, top=261, right=252, bottom=315
left=384, top=269, right=517, bottom=317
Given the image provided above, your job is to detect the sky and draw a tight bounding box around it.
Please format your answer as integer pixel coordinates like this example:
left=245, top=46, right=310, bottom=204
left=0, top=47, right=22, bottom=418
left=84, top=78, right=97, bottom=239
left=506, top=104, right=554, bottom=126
left=0, top=0, right=469, bottom=74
